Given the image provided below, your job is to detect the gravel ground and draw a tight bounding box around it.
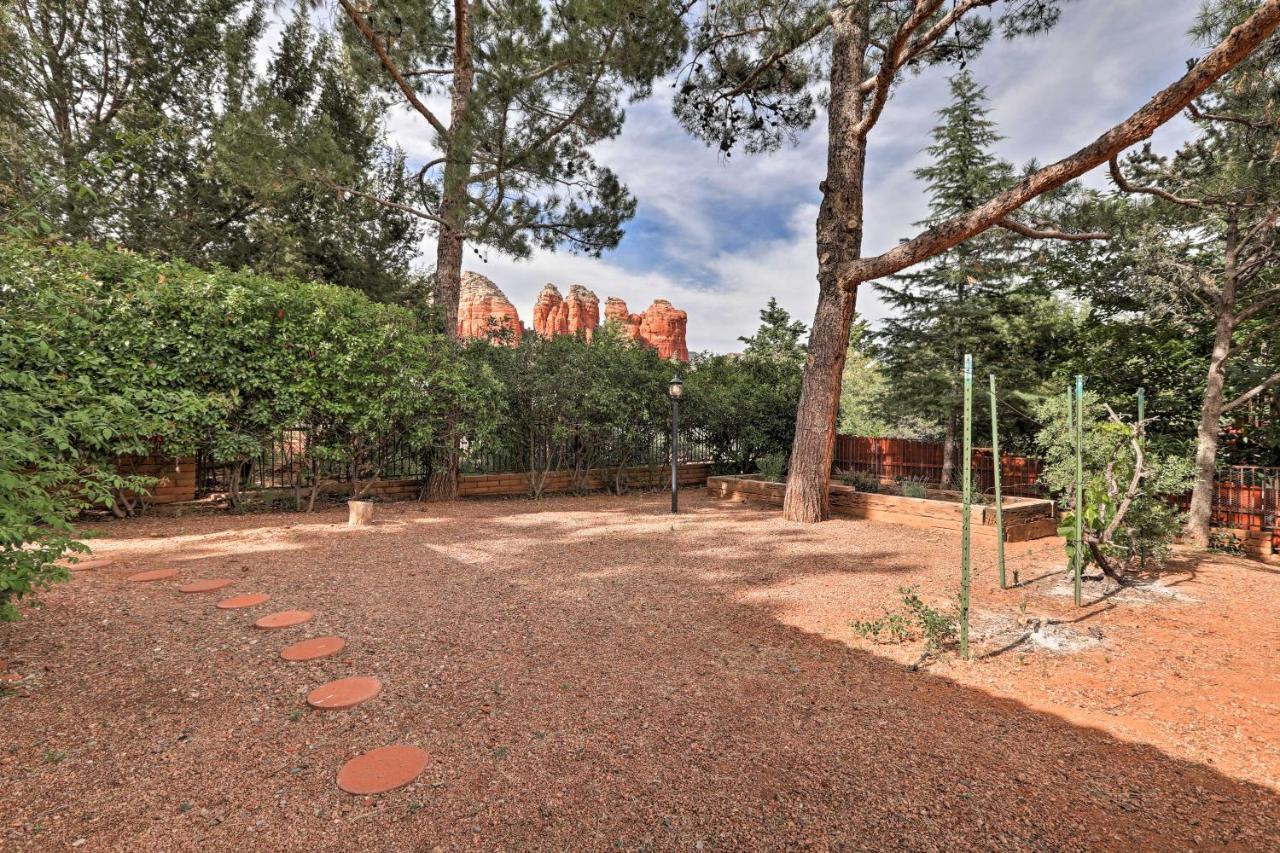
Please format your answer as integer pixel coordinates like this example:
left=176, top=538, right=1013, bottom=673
left=2, top=491, right=1278, bottom=851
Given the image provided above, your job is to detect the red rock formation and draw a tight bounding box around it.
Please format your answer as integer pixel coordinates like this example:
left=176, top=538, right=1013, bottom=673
left=534, top=283, right=601, bottom=338
left=565, top=285, right=600, bottom=340
left=456, top=272, right=522, bottom=343
left=604, top=296, right=688, bottom=361
left=532, top=284, right=567, bottom=337
left=639, top=299, right=689, bottom=361
left=604, top=296, right=642, bottom=341
left=455, top=275, right=688, bottom=360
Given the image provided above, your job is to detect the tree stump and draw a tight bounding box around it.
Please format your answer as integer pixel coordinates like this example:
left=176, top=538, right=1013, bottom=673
left=347, top=499, right=375, bottom=527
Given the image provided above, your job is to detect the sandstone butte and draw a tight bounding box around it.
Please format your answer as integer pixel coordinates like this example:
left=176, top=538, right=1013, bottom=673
left=458, top=274, right=688, bottom=361
left=455, top=271, right=523, bottom=343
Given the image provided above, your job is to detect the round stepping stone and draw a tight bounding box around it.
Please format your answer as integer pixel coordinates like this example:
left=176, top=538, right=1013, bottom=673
left=307, top=676, right=382, bottom=710
left=281, top=636, right=346, bottom=661
left=178, top=578, right=234, bottom=594
left=217, top=593, right=270, bottom=610
left=127, top=569, right=177, bottom=583
left=337, top=745, right=428, bottom=795
left=254, top=610, right=313, bottom=630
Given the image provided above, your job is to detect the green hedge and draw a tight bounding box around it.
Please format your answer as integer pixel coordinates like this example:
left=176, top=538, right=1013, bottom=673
left=1, top=238, right=491, bottom=620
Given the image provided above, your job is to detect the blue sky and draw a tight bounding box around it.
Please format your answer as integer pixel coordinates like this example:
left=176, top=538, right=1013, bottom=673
left=374, top=0, right=1210, bottom=353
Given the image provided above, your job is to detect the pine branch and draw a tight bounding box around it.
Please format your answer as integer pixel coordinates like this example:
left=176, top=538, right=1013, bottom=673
left=854, top=0, right=945, bottom=139
left=997, top=217, right=1109, bottom=241
left=316, top=174, right=447, bottom=227
left=1108, top=155, right=1204, bottom=207
left=838, top=1, right=1280, bottom=289
left=336, top=0, right=451, bottom=140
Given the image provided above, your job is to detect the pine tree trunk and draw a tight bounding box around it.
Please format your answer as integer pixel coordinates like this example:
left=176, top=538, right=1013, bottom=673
left=1186, top=220, right=1241, bottom=549
left=1186, top=308, right=1235, bottom=548
left=941, top=414, right=957, bottom=489
left=782, top=6, right=869, bottom=523
left=427, top=0, right=474, bottom=502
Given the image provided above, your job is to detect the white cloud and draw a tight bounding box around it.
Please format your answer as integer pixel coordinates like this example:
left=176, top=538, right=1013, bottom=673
left=375, top=0, right=1209, bottom=352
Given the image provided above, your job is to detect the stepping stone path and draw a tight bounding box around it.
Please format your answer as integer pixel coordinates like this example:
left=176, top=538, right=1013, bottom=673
left=178, top=578, right=235, bottom=594
left=281, top=636, right=346, bottom=661
left=307, top=676, right=382, bottom=710
left=217, top=593, right=271, bottom=609
left=126, top=569, right=177, bottom=583
left=115, top=559, right=427, bottom=795
left=254, top=610, right=314, bottom=630
left=336, top=746, right=429, bottom=795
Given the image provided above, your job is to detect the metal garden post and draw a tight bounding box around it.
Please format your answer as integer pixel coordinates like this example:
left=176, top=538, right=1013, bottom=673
left=989, top=374, right=1006, bottom=589
left=1074, top=375, right=1085, bottom=607
left=960, top=354, right=973, bottom=659
left=668, top=375, right=683, bottom=514
left=1137, top=386, right=1146, bottom=568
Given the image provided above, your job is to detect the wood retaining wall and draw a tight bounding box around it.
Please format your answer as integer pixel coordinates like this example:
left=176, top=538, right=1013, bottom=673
left=707, top=474, right=1059, bottom=543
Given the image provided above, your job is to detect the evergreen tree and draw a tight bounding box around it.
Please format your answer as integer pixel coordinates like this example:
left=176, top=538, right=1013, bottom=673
left=0, top=1, right=424, bottom=301
left=738, top=297, right=809, bottom=363
left=873, top=73, right=1015, bottom=485
left=671, top=0, right=1275, bottom=522
left=333, top=0, right=688, bottom=337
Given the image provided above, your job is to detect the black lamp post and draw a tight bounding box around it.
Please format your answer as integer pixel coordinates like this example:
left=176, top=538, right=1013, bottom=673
left=668, top=375, right=683, bottom=513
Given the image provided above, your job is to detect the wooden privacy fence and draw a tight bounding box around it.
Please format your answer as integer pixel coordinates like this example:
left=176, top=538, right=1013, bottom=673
left=833, top=435, right=1044, bottom=497
left=836, top=435, right=1278, bottom=549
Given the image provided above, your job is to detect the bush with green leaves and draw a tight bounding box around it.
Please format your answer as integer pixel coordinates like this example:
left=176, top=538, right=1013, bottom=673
left=899, top=479, right=929, bottom=499
left=469, top=323, right=671, bottom=497
left=756, top=452, right=787, bottom=483
left=682, top=299, right=805, bottom=473
left=1, top=240, right=201, bottom=619
left=838, top=469, right=883, bottom=493
left=1, top=237, right=485, bottom=618
left=852, top=586, right=958, bottom=653
left=1034, top=392, right=1193, bottom=580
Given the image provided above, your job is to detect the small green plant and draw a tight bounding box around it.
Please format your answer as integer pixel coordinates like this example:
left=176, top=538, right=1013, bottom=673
left=1207, top=529, right=1245, bottom=555
left=757, top=452, right=788, bottom=483
left=288, top=708, right=304, bottom=723
left=899, top=478, right=928, bottom=499
left=839, top=469, right=883, bottom=493
left=178, top=803, right=193, bottom=814
left=851, top=586, right=958, bottom=653
left=899, top=587, right=958, bottom=653
left=42, top=748, right=67, bottom=765
left=851, top=612, right=912, bottom=644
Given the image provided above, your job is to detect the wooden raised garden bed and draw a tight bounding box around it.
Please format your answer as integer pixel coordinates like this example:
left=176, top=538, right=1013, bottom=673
left=706, top=474, right=1058, bottom=543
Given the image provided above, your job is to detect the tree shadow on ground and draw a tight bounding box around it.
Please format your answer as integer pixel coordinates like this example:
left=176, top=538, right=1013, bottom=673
left=10, top=492, right=1278, bottom=849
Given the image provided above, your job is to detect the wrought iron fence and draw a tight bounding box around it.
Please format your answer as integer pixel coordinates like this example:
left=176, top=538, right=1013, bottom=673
left=197, top=424, right=719, bottom=495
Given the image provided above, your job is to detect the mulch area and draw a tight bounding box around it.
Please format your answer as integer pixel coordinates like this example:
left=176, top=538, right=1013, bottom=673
left=2, top=491, right=1278, bottom=850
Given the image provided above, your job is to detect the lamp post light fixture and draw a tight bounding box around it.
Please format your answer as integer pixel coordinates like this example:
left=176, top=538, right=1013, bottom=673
left=668, top=375, right=683, bottom=514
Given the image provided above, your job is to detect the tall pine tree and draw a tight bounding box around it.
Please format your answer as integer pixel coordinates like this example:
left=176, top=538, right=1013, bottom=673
left=873, top=72, right=1015, bottom=486
left=873, top=72, right=1080, bottom=483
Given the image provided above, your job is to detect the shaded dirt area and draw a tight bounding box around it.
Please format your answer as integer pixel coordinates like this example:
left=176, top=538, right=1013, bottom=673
left=2, top=492, right=1278, bottom=850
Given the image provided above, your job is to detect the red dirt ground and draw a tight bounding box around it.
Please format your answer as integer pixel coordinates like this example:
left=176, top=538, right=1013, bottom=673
left=1, top=491, right=1277, bottom=850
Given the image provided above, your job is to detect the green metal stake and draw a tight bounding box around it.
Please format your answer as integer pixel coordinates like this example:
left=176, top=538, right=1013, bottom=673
left=1137, top=386, right=1146, bottom=568
left=989, top=374, right=1006, bottom=589
left=960, top=354, right=973, bottom=659
left=1074, top=375, right=1085, bottom=608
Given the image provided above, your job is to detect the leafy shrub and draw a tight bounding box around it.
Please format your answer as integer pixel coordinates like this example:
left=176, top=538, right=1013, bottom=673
left=839, top=469, right=883, bottom=493
left=1035, top=392, right=1193, bottom=579
left=757, top=452, right=788, bottom=483
left=851, top=586, right=958, bottom=653
left=899, top=478, right=928, bottom=499
left=1207, top=529, right=1245, bottom=556
left=1, top=238, right=490, bottom=617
